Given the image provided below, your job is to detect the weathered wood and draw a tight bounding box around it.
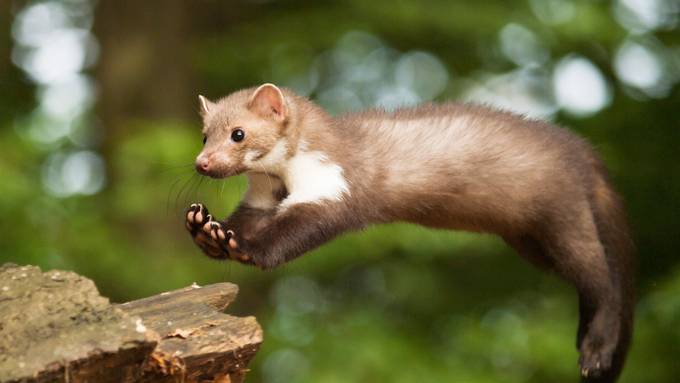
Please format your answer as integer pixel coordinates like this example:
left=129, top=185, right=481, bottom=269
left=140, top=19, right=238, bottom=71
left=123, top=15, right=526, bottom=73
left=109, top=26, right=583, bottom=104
left=0, top=264, right=155, bottom=383
left=118, top=283, right=262, bottom=383
left=0, top=264, right=262, bottom=383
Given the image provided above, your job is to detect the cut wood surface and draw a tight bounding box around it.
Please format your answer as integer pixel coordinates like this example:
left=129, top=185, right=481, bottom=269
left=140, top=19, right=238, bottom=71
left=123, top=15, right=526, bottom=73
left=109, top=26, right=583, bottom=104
left=0, top=264, right=262, bottom=383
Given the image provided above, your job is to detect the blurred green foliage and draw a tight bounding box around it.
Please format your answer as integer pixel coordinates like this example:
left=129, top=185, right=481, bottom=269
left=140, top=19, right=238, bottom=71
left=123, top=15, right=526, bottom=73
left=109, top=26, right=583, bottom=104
left=1, top=0, right=679, bottom=382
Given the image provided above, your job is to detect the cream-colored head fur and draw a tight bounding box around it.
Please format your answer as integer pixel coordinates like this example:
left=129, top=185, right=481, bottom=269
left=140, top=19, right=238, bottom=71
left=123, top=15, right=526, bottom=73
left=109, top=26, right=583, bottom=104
left=195, top=84, right=292, bottom=178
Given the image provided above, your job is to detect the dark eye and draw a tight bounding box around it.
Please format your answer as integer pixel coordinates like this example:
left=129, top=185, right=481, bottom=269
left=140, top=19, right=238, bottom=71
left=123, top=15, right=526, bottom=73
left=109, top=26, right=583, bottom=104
left=202, top=135, right=207, bottom=145
left=231, top=128, right=245, bottom=142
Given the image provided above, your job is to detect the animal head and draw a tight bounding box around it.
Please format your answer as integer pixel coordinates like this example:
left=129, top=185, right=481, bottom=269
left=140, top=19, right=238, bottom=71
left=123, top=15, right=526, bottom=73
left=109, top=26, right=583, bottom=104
left=195, top=83, right=292, bottom=178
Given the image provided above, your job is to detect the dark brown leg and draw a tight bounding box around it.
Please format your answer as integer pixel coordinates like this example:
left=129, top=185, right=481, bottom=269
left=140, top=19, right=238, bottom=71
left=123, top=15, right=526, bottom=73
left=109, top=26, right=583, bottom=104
left=226, top=202, right=361, bottom=269
left=540, top=210, right=622, bottom=382
left=578, top=293, right=597, bottom=351
left=185, top=203, right=273, bottom=263
left=505, top=234, right=596, bottom=355
left=223, top=205, right=275, bottom=236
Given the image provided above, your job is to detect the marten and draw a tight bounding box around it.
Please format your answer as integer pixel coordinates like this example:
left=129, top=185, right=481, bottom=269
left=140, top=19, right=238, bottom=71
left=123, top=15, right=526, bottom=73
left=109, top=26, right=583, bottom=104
left=185, top=83, right=634, bottom=382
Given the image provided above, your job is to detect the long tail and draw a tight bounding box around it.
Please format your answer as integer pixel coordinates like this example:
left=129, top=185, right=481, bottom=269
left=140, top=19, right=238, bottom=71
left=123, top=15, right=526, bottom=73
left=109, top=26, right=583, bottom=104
left=589, top=165, right=635, bottom=382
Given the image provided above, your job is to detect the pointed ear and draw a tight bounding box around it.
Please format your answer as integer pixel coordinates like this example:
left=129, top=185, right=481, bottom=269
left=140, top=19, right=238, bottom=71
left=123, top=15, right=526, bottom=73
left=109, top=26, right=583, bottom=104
left=198, top=95, right=215, bottom=117
left=248, top=83, right=287, bottom=122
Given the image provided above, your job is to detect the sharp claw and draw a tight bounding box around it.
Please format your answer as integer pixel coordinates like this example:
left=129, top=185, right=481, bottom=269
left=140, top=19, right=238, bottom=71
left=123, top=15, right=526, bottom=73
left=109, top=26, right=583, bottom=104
left=209, top=222, right=221, bottom=240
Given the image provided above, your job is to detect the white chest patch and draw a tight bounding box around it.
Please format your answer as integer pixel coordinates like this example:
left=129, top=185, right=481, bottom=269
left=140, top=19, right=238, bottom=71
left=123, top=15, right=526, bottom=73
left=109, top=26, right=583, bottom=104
left=280, top=151, right=350, bottom=208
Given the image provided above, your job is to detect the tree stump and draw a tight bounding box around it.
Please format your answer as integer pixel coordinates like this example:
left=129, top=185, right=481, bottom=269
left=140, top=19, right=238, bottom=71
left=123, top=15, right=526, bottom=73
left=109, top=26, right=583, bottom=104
left=0, top=264, right=262, bottom=383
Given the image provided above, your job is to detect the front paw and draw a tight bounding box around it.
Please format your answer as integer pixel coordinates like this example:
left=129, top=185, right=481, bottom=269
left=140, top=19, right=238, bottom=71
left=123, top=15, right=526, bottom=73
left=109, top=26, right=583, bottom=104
left=225, top=229, right=281, bottom=269
left=222, top=229, right=258, bottom=266
left=185, top=203, right=211, bottom=233
left=185, top=203, right=228, bottom=259
left=206, top=225, right=256, bottom=265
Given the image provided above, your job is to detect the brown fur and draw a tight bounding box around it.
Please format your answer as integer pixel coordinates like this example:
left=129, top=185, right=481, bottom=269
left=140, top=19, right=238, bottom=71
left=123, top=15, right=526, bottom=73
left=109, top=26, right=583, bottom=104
left=188, top=85, right=635, bottom=382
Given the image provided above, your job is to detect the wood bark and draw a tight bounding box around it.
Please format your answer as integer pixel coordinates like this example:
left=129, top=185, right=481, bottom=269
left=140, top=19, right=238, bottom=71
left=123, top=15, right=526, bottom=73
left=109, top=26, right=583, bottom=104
left=0, top=264, right=262, bottom=383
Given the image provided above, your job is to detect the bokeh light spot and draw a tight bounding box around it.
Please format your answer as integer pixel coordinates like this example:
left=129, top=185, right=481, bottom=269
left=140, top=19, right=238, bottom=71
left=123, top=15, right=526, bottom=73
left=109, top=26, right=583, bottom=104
left=614, top=39, right=669, bottom=97
left=42, top=150, right=106, bottom=197
left=499, top=23, right=549, bottom=67
left=552, top=55, right=611, bottom=117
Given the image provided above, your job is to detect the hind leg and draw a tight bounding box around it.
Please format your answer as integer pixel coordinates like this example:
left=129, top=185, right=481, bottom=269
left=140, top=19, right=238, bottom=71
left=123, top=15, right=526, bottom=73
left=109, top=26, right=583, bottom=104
left=541, top=209, right=623, bottom=381
left=577, top=294, right=597, bottom=350
left=505, top=235, right=596, bottom=360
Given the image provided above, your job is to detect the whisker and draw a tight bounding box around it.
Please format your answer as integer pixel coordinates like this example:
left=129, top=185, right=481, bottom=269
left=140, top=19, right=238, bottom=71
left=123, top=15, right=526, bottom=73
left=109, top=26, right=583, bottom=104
left=166, top=175, right=188, bottom=216
left=237, top=176, right=242, bottom=203
left=156, top=166, right=196, bottom=176
left=168, top=173, right=194, bottom=211
left=151, top=162, right=195, bottom=169
left=257, top=163, right=274, bottom=196
left=164, top=166, right=197, bottom=215
left=189, top=176, right=206, bottom=205
left=157, top=163, right=195, bottom=169
left=175, top=174, right=199, bottom=213
left=219, top=179, right=226, bottom=202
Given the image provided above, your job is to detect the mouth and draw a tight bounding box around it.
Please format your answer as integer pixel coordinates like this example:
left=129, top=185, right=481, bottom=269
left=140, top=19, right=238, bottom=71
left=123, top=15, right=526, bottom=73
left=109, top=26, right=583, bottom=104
left=197, top=166, right=246, bottom=179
